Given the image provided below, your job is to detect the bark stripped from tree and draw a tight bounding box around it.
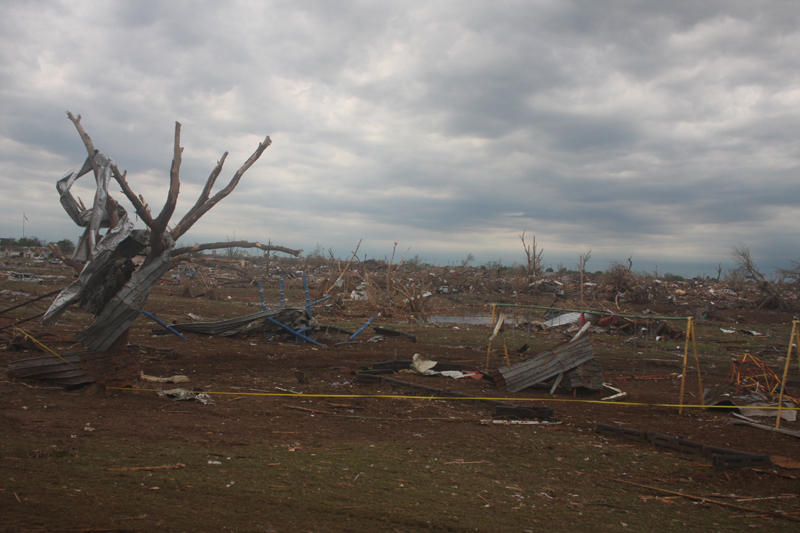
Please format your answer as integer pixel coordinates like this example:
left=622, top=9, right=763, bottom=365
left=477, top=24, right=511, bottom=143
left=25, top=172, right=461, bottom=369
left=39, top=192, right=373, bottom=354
left=42, top=112, right=300, bottom=382
left=519, top=230, right=544, bottom=281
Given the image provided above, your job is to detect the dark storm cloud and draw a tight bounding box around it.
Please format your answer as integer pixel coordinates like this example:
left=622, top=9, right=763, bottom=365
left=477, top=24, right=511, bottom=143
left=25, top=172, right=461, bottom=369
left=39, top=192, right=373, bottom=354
left=1, top=1, right=799, bottom=275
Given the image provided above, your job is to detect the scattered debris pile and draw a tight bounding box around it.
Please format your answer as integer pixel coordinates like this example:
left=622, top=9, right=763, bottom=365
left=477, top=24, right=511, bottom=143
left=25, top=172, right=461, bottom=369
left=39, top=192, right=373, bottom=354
left=158, top=388, right=214, bottom=405
left=356, top=358, right=481, bottom=378
left=520, top=311, right=685, bottom=340
left=726, top=353, right=799, bottom=403
left=355, top=366, right=556, bottom=423
left=701, top=352, right=799, bottom=428
left=168, top=307, right=318, bottom=338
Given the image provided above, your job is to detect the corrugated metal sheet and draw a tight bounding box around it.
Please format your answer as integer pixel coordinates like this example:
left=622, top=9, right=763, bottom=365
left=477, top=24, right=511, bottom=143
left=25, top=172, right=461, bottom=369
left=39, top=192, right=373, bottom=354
left=170, top=307, right=314, bottom=337
left=75, top=248, right=173, bottom=352
left=494, top=336, right=596, bottom=392
left=8, top=353, right=93, bottom=386
left=542, top=312, right=582, bottom=328
left=8, top=350, right=141, bottom=387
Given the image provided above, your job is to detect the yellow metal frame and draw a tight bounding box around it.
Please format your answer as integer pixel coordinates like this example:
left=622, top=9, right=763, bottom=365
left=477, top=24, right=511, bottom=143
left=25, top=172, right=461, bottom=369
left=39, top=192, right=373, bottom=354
left=678, top=317, right=705, bottom=414
left=776, top=320, right=800, bottom=428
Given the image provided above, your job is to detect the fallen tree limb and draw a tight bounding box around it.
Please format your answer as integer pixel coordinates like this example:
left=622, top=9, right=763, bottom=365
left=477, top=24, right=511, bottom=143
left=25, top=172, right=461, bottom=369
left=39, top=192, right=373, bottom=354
left=284, top=405, right=335, bottom=415
left=730, top=413, right=800, bottom=438
left=107, top=463, right=185, bottom=472
left=47, top=244, right=84, bottom=273
left=0, top=312, right=46, bottom=332
left=605, top=476, right=800, bottom=522
left=172, top=241, right=302, bottom=257
left=0, top=288, right=63, bottom=316
left=324, top=239, right=361, bottom=295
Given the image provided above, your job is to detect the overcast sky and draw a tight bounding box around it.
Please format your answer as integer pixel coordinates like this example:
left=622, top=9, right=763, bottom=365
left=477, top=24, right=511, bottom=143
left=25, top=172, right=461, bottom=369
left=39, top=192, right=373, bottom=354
left=1, top=1, right=798, bottom=277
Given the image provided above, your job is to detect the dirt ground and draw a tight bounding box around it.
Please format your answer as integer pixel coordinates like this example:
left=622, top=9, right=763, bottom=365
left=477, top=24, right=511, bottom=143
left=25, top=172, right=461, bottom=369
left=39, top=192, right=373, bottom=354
left=2, top=281, right=799, bottom=531
left=4, top=323, right=797, bottom=457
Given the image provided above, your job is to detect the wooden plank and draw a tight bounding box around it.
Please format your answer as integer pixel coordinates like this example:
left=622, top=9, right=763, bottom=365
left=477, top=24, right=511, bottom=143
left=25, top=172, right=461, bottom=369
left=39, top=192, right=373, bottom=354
left=730, top=414, right=800, bottom=438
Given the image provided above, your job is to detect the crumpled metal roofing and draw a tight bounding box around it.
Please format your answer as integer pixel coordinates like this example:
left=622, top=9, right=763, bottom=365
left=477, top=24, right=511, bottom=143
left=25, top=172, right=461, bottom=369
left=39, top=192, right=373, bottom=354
left=169, top=307, right=317, bottom=337
left=43, top=151, right=136, bottom=325
left=43, top=151, right=175, bottom=354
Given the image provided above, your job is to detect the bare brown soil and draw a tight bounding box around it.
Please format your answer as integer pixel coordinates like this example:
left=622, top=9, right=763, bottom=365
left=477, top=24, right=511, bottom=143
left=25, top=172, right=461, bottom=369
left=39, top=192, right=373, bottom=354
left=4, top=322, right=796, bottom=459
left=2, top=280, right=799, bottom=532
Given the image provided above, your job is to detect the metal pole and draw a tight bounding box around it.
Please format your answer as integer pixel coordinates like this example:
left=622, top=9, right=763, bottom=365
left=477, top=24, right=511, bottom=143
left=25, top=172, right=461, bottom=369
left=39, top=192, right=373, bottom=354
left=258, top=282, right=267, bottom=311
left=141, top=310, right=189, bottom=340
left=265, top=316, right=324, bottom=347
left=679, top=317, right=691, bottom=414
left=776, top=321, right=799, bottom=428
left=350, top=317, right=375, bottom=340
left=303, top=274, right=311, bottom=307
left=302, top=274, right=312, bottom=318
left=486, top=304, right=497, bottom=372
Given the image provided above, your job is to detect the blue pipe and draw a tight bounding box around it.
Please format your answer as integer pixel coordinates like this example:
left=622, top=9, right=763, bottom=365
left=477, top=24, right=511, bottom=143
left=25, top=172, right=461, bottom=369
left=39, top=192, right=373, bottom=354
left=306, top=295, right=332, bottom=308
left=349, top=317, right=375, bottom=340
left=302, top=274, right=312, bottom=318
left=258, top=282, right=267, bottom=311
left=265, top=316, right=325, bottom=347
left=141, top=310, right=189, bottom=340
left=302, top=274, right=311, bottom=307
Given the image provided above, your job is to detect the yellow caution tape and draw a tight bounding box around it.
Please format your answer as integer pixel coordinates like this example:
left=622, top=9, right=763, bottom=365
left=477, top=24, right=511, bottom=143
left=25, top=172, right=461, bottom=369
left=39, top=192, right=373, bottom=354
left=12, top=327, right=82, bottom=371
left=108, top=387, right=799, bottom=411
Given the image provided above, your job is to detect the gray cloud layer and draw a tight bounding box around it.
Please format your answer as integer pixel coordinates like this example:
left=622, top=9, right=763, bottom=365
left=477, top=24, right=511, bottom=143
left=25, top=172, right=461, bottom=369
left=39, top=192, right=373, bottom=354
left=1, top=0, right=798, bottom=275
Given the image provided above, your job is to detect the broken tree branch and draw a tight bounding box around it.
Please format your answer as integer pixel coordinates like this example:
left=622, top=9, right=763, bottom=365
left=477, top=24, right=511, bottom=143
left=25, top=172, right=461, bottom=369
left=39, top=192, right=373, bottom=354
left=171, top=136, right=272, bottom=240
left=66, top=111, right=97, bottom=163
left=605, top=476, right=800, bottom=522
left=732, top=244, right=788, bottom=309
left=149, top=122, right=184, bottom=257
left=187, top=153, right=228, bottom=216
left=324, top=239, right=362, bottom=295
left=171, top=241, right=302, bottom=257
left=107, top=464, right=186, bottom=472
left=112, top=168, right=155, bottom=227
left=386, top=242, right=398, bottom=295
left=47, top=243, right=83, bottom=273
left=47, top=115, right=294, bottom=370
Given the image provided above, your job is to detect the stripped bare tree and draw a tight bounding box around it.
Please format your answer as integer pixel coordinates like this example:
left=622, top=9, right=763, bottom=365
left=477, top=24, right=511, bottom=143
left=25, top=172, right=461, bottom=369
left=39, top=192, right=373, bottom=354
left=732, top=244, right=788, bottom=309
left=778, top=259, right=800, bottom=286
left=42, top=113, right=301, bottom=368
left=519, top=230, right=544, bottom=280
left=578, top=249, right=591, bottom=306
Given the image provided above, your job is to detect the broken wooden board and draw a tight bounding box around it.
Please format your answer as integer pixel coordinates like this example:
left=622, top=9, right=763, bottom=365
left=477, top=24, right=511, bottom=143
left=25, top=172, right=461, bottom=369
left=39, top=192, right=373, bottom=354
left=729, top=413, right=800, bottom=438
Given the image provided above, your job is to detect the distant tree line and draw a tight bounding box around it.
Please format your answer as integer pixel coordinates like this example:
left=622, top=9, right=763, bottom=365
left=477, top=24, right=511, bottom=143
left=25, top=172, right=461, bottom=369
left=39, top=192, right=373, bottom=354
left=1, top=236, right=75, bottom=253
